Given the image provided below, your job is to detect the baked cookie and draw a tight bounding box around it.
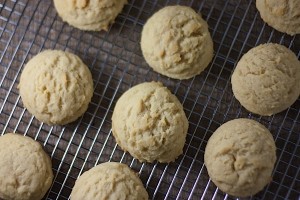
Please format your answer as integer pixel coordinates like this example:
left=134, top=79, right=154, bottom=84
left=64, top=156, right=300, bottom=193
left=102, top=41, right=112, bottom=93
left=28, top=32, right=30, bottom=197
left=231, top=43, right=300, bottom=116
left=71, top=162, right=148, bottom=200
left=19, top=50, right=93, bottom=125
left=141, top=6, right=214, bottom=79
left=256, top=0, right=300, bottom=35
left=112, top=82, right=188, bottom=163
left=204, top=119, right=276, bottom=197
left=54, top=0, right=127, bottom=31
left=0, top=133, right=53, bottom=200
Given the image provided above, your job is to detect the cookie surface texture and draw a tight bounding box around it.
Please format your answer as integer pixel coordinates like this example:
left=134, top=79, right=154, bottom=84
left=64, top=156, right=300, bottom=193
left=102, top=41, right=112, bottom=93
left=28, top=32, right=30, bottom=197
left=141, top=5, right=214, bottom=79
left=19, top=50, right=93, bottom=125
left=231, top=43, right=300, bottom=116
left=256, top=0, right=300, bottom=35
left=70, top=162, right=148, bottom=200
left=112, top=82, right=189, bottom=163
left=204, top=118, right=277, bottom=197
left=0, top=133, right=53, bottom=200
left=54, top=0, right=127, bottom=31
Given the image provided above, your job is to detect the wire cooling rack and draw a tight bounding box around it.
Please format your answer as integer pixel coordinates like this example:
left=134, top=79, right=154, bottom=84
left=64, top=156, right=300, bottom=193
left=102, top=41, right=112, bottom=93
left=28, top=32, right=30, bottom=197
left=0, top=0, right=299, bottom=199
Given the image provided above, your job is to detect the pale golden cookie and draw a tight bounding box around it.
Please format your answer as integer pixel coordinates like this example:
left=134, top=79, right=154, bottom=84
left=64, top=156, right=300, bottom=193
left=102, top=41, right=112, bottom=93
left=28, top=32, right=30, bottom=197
left=204, top=119, right=276, bottom=197
left=112, top=82, right=188, bottom=163
left=141, top=6, right=214, bottom=79
left=231, top=43, right=300, bottom=116
left=71, top=162, right=148, bottom=200
left=0, top=133, right=53, bottom=200
left=19, top=50, right=93, bottom=125
left=54, top=0, right=127, bottom=31
left=256, top=0, right=300, bottom=35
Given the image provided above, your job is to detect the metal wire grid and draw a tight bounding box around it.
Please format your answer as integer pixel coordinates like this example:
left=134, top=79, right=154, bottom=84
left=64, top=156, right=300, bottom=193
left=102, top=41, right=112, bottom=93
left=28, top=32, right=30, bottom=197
left=0, top=0, right=299, bottom=199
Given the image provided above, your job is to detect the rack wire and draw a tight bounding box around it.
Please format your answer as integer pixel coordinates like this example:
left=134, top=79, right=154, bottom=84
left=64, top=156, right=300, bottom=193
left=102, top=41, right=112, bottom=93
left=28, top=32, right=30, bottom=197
left=0, top=0, right=299, bottom=199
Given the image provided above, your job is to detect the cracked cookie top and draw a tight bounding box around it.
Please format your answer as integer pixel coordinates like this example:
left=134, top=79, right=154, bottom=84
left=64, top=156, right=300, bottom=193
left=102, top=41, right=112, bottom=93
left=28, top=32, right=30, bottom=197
left=0, top=133, right=53, bottom=200
left=204, top=118, right=276, bottom=197
left=231, top=43, right=300, bottom=116
left=141, top=6, right=214, bottom=79
left=19, top=50, right=93, bottom=125
left=112, top=82, right=188, bottom=163
left=71, top=162, right=148, bottom=200
left=54, top=0, right=127, bottom=31
left=256, top=0, right=300, bottom=35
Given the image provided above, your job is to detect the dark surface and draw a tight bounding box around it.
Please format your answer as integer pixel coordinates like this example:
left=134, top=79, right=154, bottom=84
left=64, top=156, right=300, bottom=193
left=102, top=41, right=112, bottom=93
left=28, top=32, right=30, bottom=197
left=0, top=0, right=299, bottom=199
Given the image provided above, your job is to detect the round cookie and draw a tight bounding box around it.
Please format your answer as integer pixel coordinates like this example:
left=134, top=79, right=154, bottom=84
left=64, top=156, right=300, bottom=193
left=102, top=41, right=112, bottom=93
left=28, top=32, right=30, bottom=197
left=141, top=6, right=214, bottom=79
left=231, top=43, right=300, bottom=116
left=54, top=0, right=127, bottom=31
left=0, top=133, right=53, bottom=200
left=19, top=50, right=93, bottom=125
left=204, top=119, right=277, bottom=197
left=71, top=162, right=148, bottom=200
left=256, top=0, right=300, bottom=35
left=112, top=82, right=188, bottom=163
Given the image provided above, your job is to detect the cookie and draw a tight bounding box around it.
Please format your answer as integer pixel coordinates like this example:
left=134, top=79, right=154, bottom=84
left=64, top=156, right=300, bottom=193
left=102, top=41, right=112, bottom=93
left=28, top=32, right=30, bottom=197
left=19, top=50, right=93, bottom=125
left=141, top=6, right=214, bottom=79
left=204, top=119, right=277, bottom=197
left=256, top=0, right=300, bottom=35
left=54, top=0, right=127, bottom=31
left=0, top=133, right=53, bottom=200
left=231, top=43, right=300, bottom=116
left=112, top=82, right=188, bottom=163
left=71, top=162, right=148, bottom=200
